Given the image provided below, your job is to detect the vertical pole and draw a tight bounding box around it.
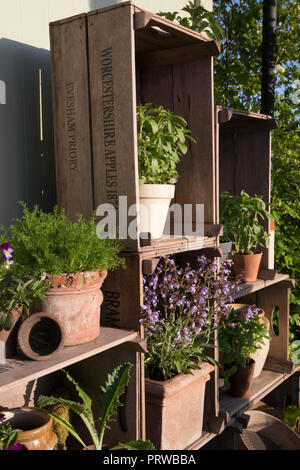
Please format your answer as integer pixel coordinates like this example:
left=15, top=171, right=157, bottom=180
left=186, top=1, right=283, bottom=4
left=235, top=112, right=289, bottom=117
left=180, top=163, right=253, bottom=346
left=261, top=0, right=277, bottom=116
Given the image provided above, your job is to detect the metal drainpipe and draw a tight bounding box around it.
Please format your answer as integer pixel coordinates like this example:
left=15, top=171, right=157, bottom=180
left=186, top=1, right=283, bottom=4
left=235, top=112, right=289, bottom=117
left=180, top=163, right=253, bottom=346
left=261, top=0, right=277, bottom=117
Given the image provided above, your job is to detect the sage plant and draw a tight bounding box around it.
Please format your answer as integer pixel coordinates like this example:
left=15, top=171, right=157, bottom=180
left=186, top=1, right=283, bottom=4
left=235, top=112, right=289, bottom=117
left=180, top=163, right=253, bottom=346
left=140, top=255, right=240, bottom=381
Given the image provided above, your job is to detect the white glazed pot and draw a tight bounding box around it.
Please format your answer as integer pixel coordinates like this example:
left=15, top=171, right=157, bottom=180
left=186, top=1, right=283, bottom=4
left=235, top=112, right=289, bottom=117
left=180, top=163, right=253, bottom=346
left=139, top=184, right=175, bottom=239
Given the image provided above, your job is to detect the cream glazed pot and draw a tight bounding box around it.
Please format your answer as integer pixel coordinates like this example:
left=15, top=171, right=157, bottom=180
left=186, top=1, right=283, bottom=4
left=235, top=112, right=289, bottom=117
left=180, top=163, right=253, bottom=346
left=139, top=184, right=175, bottom=239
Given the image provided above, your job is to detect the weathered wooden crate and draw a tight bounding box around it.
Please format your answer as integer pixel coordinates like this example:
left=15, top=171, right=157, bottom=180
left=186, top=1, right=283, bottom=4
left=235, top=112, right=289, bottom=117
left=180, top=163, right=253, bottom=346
left=50, top=1, right=220, bottom=251
left=215, top=106, right=278, bottom=270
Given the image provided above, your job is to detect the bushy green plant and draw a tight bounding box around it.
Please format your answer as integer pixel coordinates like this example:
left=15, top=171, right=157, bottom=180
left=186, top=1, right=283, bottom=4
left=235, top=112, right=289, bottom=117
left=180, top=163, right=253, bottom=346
left=137, top=103, right=195, bottom=185
left=0, top=413, right=24, bottom=450
left=218, top=305, right=270, bottom=389
left=38, top=363, right=155, bottom=450
left=284, top=405, right=300, bottom=431
left=158, top=1, right=224, bottom=42
left=1, top=203, right=124, bottom=278
left=219, top=190, right=273, bottom=255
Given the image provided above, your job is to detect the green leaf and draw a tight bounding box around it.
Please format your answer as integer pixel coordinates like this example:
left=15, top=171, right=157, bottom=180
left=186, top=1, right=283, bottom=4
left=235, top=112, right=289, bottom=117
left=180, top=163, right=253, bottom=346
left=0, top=312, right=15, bottom=331
left=63, top=369, right=92, bottom=413
left=48, top=412, right=87, bottom=448
left=284, top=405, right=300, bottom=430
left=97, top=362, right=133, bottom=448
left=110, top=440, right=156, bottom=450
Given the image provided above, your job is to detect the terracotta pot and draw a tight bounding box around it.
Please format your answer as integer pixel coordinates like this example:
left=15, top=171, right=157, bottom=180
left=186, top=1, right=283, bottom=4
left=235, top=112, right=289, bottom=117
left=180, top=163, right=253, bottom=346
left=0, top=310, right=22, bottom=359
left=145, top=362, right=214, bottom=450
left=227, top=359, right=255, bottom=398
left=3, top=407, right=57, bottom=450
left=233, top=253, right=263, bottom=283
left=40, top=270, right=107, bottom=346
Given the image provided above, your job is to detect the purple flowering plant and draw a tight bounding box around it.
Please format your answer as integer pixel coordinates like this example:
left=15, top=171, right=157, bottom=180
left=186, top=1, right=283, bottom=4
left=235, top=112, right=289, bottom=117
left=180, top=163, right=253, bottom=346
left=0, top=412, right=25, bottom=450
left=140, top=255, right=240, bottom=381
left=218, top=305, right=270, bottom=389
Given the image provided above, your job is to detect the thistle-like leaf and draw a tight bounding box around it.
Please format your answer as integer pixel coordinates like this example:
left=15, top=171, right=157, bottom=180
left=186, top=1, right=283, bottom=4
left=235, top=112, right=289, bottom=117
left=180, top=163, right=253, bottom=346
left=110, top=440, right=156, bottom=450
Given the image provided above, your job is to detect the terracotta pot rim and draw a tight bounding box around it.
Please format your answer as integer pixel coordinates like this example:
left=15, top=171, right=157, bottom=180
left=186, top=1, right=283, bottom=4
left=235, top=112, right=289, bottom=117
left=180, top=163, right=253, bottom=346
left=5, top=407, right=52, bottom=440
left=145, top=363, right=214, bottom=399
left=48, top=270, right=108, bottom=291
left=234, top=252, right=263, bottom=257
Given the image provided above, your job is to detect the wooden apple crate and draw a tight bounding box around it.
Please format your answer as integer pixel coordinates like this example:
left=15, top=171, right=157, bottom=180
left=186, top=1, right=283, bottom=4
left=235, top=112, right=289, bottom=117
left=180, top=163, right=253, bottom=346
left=49, top=0, right=221, bottom=251
left=216, top=106, right=278, bottom=270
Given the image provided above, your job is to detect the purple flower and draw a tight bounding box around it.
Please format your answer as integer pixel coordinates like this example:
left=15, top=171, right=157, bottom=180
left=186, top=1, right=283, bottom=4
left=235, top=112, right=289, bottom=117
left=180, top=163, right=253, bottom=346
left=0, top=412, right=6, bottom=423
left=8, top=443, right=28, bottom=450
left=2, top=247, right=13, bottom=260
left=0, top=242, right=11, bottom=251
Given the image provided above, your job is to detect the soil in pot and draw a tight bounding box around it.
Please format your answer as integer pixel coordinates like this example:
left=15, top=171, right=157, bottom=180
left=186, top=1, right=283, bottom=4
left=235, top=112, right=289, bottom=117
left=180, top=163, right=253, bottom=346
left=226, top=359, right=255, bottom=398
left=233, top=253, right=263, bottom=283
left=40, top=270, right=107, bottom=346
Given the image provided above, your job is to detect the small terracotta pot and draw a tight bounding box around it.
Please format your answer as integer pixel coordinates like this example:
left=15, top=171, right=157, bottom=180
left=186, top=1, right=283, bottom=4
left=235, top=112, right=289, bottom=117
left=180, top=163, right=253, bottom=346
left=233, top=253, right=263, bottom=283
left=0, top=310, right=22, bottom=358
left=40, top=270, right=107, bottom=346
left=3, top=407, right=57, bottom=450
left=145, top=363, right=214, bottom=450
left=227, top=359, right=255, bottom=398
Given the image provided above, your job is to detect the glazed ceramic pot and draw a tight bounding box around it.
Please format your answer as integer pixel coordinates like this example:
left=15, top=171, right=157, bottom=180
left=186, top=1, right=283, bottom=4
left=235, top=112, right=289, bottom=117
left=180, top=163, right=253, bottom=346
left=139, top=184, right=175, bottom=239
left=3, top=407, right=57, bottom=450
left=145, top=362, right=214, bottom=450
left=233, top=252, right=263, bottom=283
left=40, top=270, right=107, bottom=346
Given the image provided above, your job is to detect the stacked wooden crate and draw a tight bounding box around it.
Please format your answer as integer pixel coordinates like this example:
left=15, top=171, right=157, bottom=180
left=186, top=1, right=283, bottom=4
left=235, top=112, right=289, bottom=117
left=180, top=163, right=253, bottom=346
left=49, top=1, right=298, bottom=449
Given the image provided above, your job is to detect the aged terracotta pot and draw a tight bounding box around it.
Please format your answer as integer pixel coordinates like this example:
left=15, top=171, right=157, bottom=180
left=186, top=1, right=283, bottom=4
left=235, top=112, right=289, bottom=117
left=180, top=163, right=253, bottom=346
left=0, top=310, right=22, bottom=358
left=3, top=407, right=57, bottom=450
left=227, top=359, right=255, bottom=398
left=233, top=253, right=263, bottom=283
left=40, top=270, right=107, bottom=346
left=145, top=362, right=214, bottom=450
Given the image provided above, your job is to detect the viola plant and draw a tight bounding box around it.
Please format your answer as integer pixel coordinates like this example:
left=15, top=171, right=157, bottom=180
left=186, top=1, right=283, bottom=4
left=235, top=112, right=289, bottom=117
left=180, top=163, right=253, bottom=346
left=218, top=305, right=270, bottom=390
left=0, top=412, right=26, bottom=450
left=140, top=256, right=240, bottom=381
left=0, top=240, right=49, bottom=331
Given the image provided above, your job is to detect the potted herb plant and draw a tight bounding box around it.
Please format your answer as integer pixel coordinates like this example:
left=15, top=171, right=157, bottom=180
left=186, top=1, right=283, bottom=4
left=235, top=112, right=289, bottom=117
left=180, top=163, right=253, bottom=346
left=140, top=255, right=239, bottom=450
left=219, top=190, right=273, bottom=282
left=3, top=204, right=124, bottom=346
left=218, top=304, right=270, bottom=398
left=38, top=362, right=155, bottom=450
left=137, top=103, right=196, bottom=239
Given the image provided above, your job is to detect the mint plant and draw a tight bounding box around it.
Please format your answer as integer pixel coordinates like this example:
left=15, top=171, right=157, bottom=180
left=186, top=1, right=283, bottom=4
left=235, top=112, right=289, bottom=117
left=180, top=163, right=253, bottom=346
left=137, top=103, right=196, bottom=185
left=219, top=190, right=273, bottom=255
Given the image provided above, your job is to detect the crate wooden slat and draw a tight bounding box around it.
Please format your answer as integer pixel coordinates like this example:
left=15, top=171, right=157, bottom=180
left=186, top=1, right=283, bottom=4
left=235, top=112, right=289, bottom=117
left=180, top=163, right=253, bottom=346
left=0, top=327, right=139, bottom=393
left=231, top=273, right=289, bottom=300
left=219, top=365, right=300, bottom=423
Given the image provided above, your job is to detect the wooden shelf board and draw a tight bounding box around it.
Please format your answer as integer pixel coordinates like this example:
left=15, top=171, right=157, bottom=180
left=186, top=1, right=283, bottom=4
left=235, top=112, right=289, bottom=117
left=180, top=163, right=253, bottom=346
left=219, top=365, right=300, bottom=421
left=232, top=273, right=290, bottom=300
left=186, top=431, right=217, bottom=450
left=0, top=327, right=139, bottom=393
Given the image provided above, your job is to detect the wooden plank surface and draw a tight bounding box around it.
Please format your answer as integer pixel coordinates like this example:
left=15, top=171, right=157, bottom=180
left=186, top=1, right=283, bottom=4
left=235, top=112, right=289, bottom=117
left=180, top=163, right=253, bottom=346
left=0, top=328, right=139, bottom=393
left=50, top=16, right=94, bottom=220
left=88, top=4, right=139, bottom=251
left=232, top=273, right=289, bottom=300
